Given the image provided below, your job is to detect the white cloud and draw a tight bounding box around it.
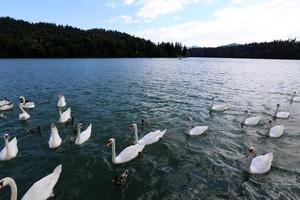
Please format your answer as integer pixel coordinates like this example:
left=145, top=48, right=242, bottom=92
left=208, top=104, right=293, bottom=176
left=136, top=0, right=200, bottom=19
left=133, top=0, right=300, bottom=47
left=124, top=0, right=136, bottom=5
left=109, top=15, right=139, bottom=24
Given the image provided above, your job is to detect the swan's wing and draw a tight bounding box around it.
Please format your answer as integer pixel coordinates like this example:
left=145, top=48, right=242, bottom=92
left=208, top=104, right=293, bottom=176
left=189, top=126, right=208, bottom=135
left=9, top=137, right=18, bottom=157
left=270, top=125, right=284, bottom=138
left=140, top=130, right=165, bottom=145
left=116, top=144, right=142, bottom=163
left=277, top=112, right=290, bottom=118
left=21, top=164, right=62, bottom=200
left=0, top=100, right=10, bottom=107
left=61, top=108, right=71, bottom=121
left=212, top=104, right=228, bottom=111
left=77, top=124, right=92, bottom=144
left=0, top=146, right=7, bottom=160
left=250, top=152, right=273, bottom=174
left=0, top=104, right=14, bottom=111
left=245, top=116, right=261, bottom=125
left=24, top=102, right=35, bottom=109
left=49, top=127, right=62, bottom=148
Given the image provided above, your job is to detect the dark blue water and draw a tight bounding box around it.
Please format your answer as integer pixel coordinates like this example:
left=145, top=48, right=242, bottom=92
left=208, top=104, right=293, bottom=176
left=1, top=58, right=300, bottom=200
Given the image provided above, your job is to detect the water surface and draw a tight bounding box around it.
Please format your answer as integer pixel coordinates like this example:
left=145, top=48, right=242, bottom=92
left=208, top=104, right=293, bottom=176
left=0, top=58, right=300, bottom=200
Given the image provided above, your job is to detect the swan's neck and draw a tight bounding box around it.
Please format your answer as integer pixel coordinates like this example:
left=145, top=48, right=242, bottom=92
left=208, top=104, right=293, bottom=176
left=51, top=127, right=58, bottom=138
left=210, top=99, right=215, bottom=110
left=242, top=113, right=249, bottom=124
left=4, top=138, right=12, bottom=158
left=111, top=141, right=116, bottom=164
left=77, top=126, right=81, bottom=138
left=247, top=153, right=255, bottom=171
left=133, top=126, right=139, bottom=144
left=274, top=107, right=279, bottom=117
left=19, top=103, right=26, bottom=114
left=2, top=177, right=17, bottom=200
left=186, top=121, right=192, bottom=132
left=267, top=123, right=272, bottom=136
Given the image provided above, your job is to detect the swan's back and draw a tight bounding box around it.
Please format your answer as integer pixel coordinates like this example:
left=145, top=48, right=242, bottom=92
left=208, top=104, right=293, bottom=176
left=60, top=108, right=71, bottom=123
left=49, top=126, right=62, bottom=148
left=21, top=164, right=62, bottom=200
left=140, top=129, right=166, bottom=145
left=189, top=126, right=208, bottom=135
left=116, top=144, right=144, bottom=164
left=75, top=123, right=92, bottom=145
left=277, top=112, right=290, bottom=119
left=24, top=102, right=35, bottom=109
left=0, top=103, right=14, bottom=111
left=270, top=125, right=284, bottom=138
left=245, top=116, right=261, bottom=126
left=250, top=152, right=273, bottom=174
left=212, top=104, right=228, bottom=111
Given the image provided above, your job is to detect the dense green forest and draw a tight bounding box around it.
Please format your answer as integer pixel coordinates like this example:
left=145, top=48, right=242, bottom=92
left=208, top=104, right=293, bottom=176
left=189, top=39, right=300, bottom=59
left=0, top=17, right=187, bottom=58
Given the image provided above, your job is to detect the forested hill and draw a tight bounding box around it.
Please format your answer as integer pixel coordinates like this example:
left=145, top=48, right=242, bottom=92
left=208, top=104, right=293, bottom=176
left=0, top=17, right=188, bottom=58
left=189, top=39, right=300, bottom=59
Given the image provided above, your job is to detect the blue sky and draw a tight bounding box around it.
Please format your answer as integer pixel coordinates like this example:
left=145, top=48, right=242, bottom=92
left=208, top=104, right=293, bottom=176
left=0, top=0, right=299, bottom=47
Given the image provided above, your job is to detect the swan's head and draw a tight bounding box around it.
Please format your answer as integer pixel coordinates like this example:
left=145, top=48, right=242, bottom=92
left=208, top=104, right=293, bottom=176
left=3, top=134, right=9, bottom=140
left=187, top=117, right=193, bottom=121
left=51, top=123, right=56, bottom=128
left=244, top=110, right=248, bottom=114
left=129, top=123, right=137, bottom=130
left=78, top=123, right=83, bottom=129
left=59, top=107, right=63, bottom=112
left=4, top=97, right=7, bottom=100
left=248, top=146, right=255, bottom=154
left=0, top=179, right=4, bottom=189
left=268, top=120, right=272, bottom=124
left=277, top=104, right=280, bottom=107
left=107, top=138, right=115, bottom=147
left=294, top=92, right=296, bottom=95
left=212, top=96, right=215, bottom=100
left=18, top=96, right=25, bottom=103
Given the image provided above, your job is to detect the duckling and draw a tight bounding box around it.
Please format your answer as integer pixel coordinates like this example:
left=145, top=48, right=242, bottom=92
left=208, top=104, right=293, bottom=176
left=112, top=170, right=129, bottom=186
left=26, top=126, right=41, bottom=135
left=141, top=117, right=151, bottom=127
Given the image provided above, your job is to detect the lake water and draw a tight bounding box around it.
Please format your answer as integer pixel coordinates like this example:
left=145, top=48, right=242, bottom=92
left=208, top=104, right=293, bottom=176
left=0, top=58, right=300, bottom=200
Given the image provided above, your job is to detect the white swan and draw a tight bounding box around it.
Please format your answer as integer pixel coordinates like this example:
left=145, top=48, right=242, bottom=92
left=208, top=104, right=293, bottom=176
left=186, top=117, right=208, bottom=135
left=19, top=96, right=35, bottom=109
left=248, top=147, right=273, bottom=174
left=268, top=120, right=284, bottom=138
left=18, top=101, right=30, bottom=121
left=0, top=97, right=10, bottom=107
left=107, top=138, right=145, bottom=164
left=57, top=93, right=66, bottom=108
left=273, top=104, right=290, bottom=119
left=0, top=103, right=14, bottom=111
left=209, top=97, right=228, bottom=112
left=59, top=107, right=71, bottom=123
left=241, top=110, right=261, bottom=126
left=130, top=123, right=166, bottom=145
left=48, top=123, right=62, bottom=148
left=0, top=134, right=18, bottom=161
left=0, top=164, right=62, bottom=200
left=75, top=123, right=92, bottom=145
left=291, top=92, right=300, bottom=103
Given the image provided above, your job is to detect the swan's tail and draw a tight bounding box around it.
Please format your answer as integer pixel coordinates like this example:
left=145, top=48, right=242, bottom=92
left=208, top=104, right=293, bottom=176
left=268, top=152, right=273, bottom=162
left=53, top=164, right=62, bottom=175
left=160, top=129, right=167, bottom=137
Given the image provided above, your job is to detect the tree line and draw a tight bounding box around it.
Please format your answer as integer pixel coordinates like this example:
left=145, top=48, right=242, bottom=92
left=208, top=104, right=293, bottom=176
left=188, top=39, right=300, bottom=59
left=0, top=17, right=187, bottom=58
